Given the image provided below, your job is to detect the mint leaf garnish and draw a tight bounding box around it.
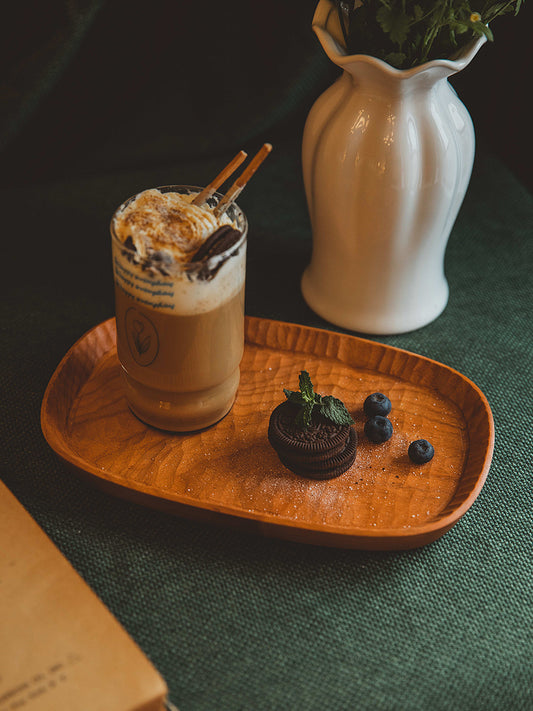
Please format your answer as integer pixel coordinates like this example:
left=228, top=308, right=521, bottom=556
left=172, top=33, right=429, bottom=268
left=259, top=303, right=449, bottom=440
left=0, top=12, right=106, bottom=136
left=298, top=371, right=315, bottom=401
left=283, top=389, right=306, bottom=406
left=283, top=371, right=354, bottom=429
left=295, top=402, right=315, bottom=429
left=318, top=395, right=354, bottom=426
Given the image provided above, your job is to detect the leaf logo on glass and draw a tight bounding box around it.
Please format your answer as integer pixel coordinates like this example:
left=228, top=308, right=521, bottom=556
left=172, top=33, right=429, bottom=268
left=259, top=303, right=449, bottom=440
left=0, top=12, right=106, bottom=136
left=125, top=307, right=159, bottom=366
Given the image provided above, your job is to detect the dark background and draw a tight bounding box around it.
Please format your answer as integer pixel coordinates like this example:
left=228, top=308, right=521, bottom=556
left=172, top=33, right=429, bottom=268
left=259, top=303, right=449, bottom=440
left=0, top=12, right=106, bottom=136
left=0, top=0, right=531, bottom=194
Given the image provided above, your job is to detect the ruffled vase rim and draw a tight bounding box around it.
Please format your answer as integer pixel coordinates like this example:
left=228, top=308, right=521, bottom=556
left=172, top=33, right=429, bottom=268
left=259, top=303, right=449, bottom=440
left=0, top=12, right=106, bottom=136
left=313, top=0, right=486, bottom=78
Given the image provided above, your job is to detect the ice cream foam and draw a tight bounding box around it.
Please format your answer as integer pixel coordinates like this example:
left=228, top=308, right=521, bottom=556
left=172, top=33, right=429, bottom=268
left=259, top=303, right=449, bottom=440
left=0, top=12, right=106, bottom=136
left=111, top=186, right=247, bottom=315
left=112, top=188, right=235, bottom=262
left=112, top=242, right=246, bottom=315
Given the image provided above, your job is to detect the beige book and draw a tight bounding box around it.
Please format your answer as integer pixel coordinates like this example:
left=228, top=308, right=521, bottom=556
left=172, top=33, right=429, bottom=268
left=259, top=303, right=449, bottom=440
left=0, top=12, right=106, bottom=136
left=0, top=480, right=172, bottom=711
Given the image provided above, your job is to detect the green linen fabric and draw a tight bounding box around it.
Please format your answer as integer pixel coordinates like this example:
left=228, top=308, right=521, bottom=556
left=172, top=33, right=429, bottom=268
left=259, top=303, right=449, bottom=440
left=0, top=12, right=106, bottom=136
left=1, top=2, right=532, bottom=710
left=2, top=145, right=532, bottom=711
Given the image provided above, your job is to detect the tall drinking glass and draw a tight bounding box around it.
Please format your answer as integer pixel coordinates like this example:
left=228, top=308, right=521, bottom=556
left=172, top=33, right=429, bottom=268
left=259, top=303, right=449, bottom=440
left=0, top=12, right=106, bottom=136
left=110, top=185, right=248, bottom=432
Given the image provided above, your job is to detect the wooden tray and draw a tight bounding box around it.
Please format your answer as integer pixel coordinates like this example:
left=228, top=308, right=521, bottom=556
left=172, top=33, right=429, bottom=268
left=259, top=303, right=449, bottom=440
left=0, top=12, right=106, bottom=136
left=41, top=317, right=494, bottom=550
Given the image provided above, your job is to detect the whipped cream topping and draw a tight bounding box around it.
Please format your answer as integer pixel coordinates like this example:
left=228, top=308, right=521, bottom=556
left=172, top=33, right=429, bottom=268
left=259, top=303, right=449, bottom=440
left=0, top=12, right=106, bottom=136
left=111, top=187, right=247, bottom=315
left=112, top=188, right=233, bottom=263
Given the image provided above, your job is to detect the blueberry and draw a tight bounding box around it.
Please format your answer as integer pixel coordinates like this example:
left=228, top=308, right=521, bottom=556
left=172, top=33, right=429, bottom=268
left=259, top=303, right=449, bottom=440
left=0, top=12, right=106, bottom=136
left=364, top=415, right=393, bottom=443
left=364, top=392, right=392, bottom=417
left=408, top=439, right=434, bottom=464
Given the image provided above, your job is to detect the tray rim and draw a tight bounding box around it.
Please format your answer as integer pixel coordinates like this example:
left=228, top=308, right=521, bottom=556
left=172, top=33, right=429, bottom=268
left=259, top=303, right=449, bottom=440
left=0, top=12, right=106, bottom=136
left=41, top=316, right=495, bottom=549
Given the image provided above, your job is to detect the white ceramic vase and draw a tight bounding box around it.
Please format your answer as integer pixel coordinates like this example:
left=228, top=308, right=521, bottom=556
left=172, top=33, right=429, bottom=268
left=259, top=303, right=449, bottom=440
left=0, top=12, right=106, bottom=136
left=302, top=0, right=486, bottom=335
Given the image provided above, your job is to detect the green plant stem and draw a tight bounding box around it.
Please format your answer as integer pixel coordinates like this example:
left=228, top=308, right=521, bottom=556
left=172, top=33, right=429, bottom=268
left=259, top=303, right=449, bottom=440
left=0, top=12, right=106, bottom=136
left=419, top=2, right=449, bottom=64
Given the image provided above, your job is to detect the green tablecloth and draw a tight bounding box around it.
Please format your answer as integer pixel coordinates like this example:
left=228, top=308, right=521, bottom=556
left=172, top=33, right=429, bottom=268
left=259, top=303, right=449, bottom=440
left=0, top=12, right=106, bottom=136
left=1, top=2, right=532, bottom=709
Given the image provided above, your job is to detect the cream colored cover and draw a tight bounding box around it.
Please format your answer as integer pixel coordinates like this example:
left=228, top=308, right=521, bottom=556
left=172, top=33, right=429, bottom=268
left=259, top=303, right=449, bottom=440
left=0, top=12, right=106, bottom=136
left=0, top=480, right=169, bottom=711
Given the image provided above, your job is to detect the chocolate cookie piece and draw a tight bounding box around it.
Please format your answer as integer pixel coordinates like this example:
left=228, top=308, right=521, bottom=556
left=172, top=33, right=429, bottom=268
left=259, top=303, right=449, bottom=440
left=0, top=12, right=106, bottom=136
left=191, top=225, right=242, bottom=262
left=268, top=402, right=357, bottom=479
left=189, top=225, right=242, bottom=280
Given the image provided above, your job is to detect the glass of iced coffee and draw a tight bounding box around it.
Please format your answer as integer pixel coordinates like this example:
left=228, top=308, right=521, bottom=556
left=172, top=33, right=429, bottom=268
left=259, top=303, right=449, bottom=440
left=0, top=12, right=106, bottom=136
left=110, top=184, right=248, bottom=432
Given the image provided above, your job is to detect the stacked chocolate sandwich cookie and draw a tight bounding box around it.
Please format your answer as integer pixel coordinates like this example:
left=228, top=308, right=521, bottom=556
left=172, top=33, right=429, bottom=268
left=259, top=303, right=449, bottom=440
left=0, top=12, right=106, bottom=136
left=268, top=402, right=357, bottom=480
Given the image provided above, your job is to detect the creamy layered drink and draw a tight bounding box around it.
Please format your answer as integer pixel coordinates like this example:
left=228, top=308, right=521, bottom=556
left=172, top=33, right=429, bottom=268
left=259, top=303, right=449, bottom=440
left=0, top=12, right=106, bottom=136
left=111, top=184, right=248, bottom=431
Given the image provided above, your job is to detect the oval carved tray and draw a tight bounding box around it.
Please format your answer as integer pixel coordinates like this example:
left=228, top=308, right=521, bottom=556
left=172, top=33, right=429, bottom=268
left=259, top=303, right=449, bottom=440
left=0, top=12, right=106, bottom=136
left=41, top=317, right=494, bottom=550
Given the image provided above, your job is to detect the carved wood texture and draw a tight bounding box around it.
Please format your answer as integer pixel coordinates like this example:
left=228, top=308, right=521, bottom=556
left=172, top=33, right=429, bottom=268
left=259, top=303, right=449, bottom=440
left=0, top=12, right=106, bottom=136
left=41, top=317, right=494, bottom=550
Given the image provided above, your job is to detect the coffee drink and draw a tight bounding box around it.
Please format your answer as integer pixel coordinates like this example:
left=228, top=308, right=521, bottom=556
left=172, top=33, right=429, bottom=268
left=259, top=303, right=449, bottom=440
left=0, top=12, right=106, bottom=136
left=111, top=185, right=247, bottom=431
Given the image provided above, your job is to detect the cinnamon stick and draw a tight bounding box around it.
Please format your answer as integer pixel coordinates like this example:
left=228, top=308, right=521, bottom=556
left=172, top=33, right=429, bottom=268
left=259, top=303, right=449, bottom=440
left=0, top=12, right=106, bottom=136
left=213, top=143, right=272, bottom=217
left=192, top=150, right=248, bottom=206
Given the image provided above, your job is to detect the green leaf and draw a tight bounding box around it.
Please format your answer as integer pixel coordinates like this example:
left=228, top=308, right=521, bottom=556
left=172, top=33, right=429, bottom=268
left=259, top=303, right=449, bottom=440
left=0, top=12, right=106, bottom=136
left=413, top=5, right=424, bottom=22
left=283, top=370, right=354, bottom=429
left=469, top=20, right=494, bottom=41
left=298, top=370, right=315, bottom=402
left=449, top=20, right=469, bottom=35
left=376, top=5, right=410, bottom=46
left=283, top=389, right=306, bottom=406
left=383, top=51, right=407, bottom=68
left=318, top=396, right=355, bottom=426
left=295, top=402, right=314, bottom=429
left=485, top=2, right=517, bottom=17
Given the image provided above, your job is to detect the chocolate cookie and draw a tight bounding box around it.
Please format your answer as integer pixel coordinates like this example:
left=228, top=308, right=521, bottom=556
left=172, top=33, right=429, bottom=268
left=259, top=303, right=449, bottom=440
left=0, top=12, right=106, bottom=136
left=191, top=225, right=242, bottom=261
left=268, top=402, right=357, bottom=480
left=189, top=225, right=242, bottom=280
